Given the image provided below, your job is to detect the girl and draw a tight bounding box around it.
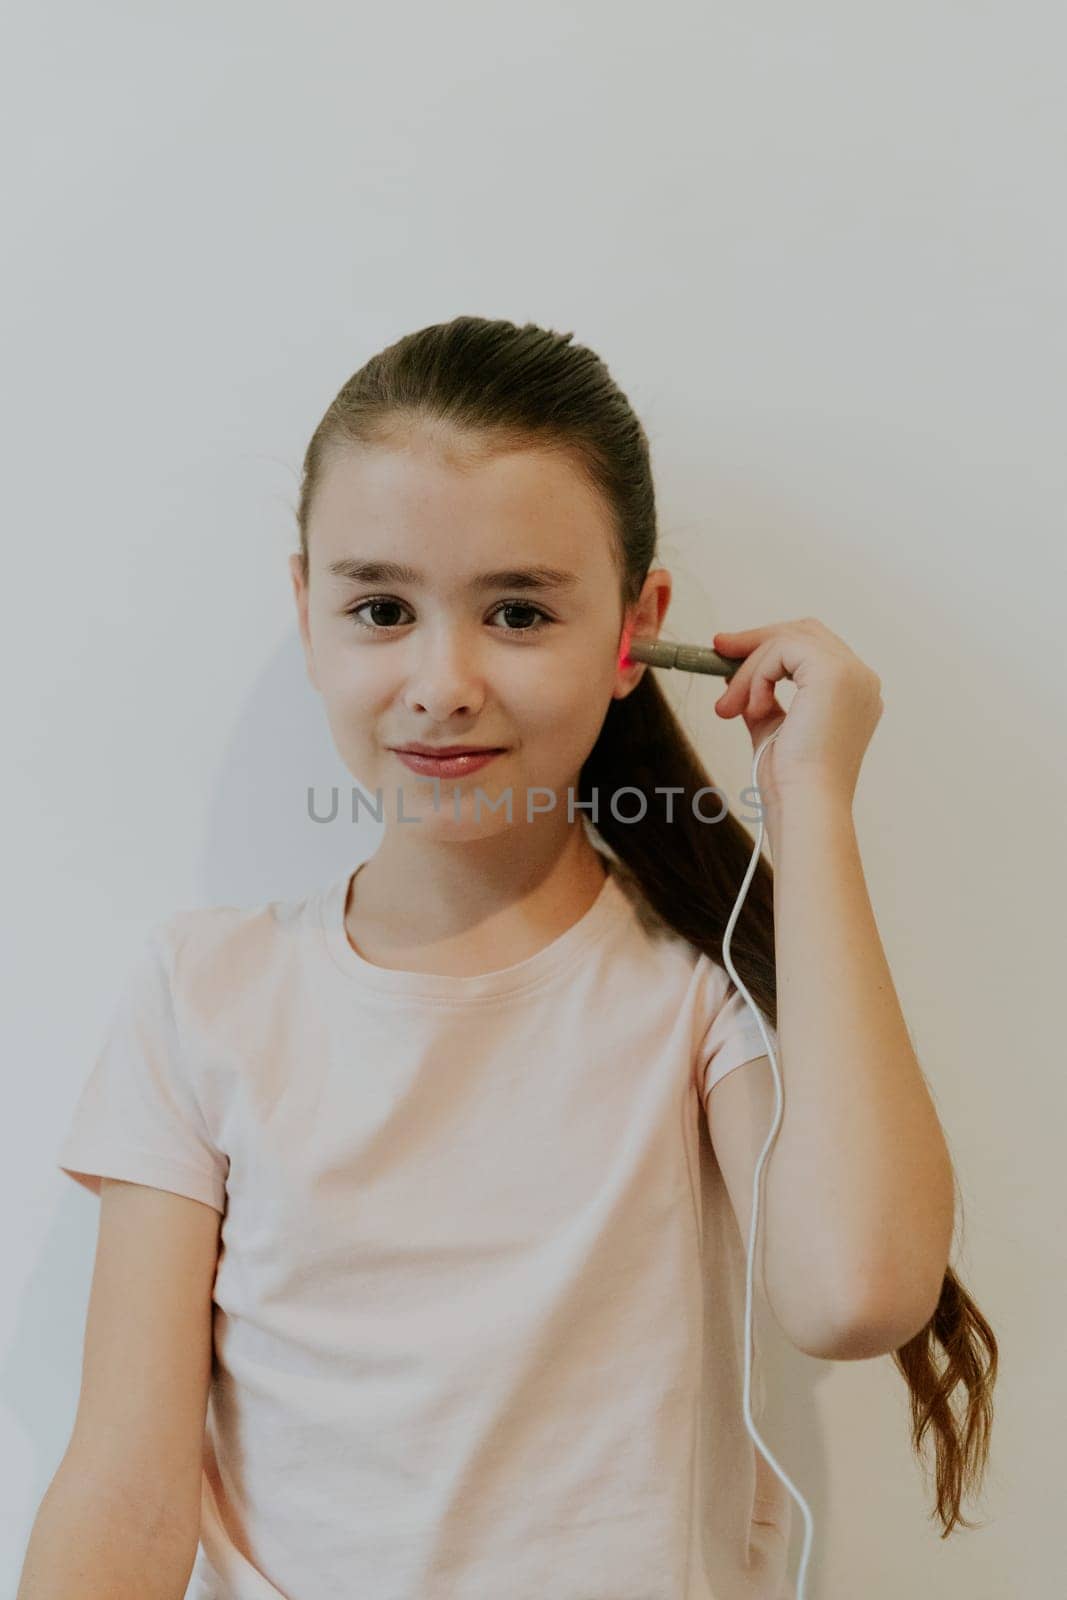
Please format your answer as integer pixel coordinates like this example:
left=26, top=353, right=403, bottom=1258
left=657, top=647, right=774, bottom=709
left=43, top=317, right=996, bottom=1600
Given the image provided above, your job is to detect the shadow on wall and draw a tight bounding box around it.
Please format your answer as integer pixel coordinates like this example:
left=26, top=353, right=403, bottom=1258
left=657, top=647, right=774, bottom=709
left=198, top=633, right=384, bottom=910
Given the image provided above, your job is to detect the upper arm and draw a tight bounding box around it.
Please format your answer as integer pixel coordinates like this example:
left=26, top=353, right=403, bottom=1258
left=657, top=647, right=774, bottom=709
left=704, top=1053, right=777, bottom=1308
left=705, top=1052, right=847, bottom=1356
left=706, top=1053, right=857, bottom=1358
left=63, top=1176, right=221, bottom=1527
left=705, top=1056, right=932, bottom=1361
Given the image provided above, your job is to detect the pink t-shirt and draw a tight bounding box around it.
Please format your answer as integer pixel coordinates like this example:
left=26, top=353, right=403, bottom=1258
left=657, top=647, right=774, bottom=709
left=57, top=846, right=793, bottom=1600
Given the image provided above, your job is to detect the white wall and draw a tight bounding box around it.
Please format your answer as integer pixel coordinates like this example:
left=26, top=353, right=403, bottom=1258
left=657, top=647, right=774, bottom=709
left=4, top=3, right=1061, bottom=1594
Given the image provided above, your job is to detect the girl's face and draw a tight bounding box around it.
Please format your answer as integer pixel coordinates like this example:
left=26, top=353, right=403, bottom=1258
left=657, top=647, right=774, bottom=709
left=290, top=429, right=671, bottom=845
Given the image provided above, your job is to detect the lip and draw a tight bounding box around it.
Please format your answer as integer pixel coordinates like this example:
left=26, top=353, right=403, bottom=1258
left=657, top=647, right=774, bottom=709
left=392, top=744, right=504, bottom=756
left=391, top=747, right=505, bottom=778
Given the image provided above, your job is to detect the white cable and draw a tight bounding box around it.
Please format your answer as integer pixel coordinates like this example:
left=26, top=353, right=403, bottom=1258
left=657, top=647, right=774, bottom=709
left=718, top=726, right=814, bottom=1597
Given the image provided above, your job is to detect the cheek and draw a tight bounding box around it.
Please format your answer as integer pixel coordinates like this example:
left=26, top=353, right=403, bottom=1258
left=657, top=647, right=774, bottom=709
left=318, top=646, right=395, bottom=712
left=516, top=671, right=609, bottom=753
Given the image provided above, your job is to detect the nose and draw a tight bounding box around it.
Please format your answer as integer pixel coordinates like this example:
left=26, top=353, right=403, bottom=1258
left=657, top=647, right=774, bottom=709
left=401, top=624, right=488, bottom=721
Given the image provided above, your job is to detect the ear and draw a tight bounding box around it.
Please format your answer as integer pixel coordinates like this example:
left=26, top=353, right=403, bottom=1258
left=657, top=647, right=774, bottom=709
left=289, top=552, right=319, bottom=693
left=613, top=569, right=673, bottom=700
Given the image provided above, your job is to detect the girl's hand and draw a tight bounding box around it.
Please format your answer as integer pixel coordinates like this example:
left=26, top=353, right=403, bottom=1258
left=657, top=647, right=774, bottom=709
left=712, top=617, right=884, bottom=806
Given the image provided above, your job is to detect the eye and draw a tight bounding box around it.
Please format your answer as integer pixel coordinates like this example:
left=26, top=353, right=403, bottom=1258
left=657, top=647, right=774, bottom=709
left=346, top=598, right=409, bottom=630
left=345, top=598, right=555, bottom=636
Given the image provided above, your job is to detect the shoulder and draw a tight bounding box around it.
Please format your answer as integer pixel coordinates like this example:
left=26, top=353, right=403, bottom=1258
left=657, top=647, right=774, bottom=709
left=149, top=880, right=325, bottom=1011
left=608, top=867, right=737, bottom=1014
left=605, top=857, right=688, bottom=949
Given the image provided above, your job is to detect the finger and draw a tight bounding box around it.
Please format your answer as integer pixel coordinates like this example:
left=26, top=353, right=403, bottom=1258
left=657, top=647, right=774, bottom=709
left=747, top=665, right=785, bottom=722
left=743, top=700, right=787, bottom=748
left=737, top=656, right=789, bottom=748
left=713, top=623, right=793, bottom=652
left=716, top=641, right=790, bottom=746
left=715, top=638, right=776, bottom=715
left=716, top=632, right=807, bottom=720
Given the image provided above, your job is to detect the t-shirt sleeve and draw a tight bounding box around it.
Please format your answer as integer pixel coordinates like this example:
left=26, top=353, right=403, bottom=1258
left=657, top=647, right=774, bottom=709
left=56, top=918, right=228, bottom=1214
left=698, top=967, right=779, bottom=1105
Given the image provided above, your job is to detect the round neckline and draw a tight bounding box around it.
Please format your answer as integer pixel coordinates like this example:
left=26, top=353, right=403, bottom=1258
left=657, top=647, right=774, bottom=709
left=318, top=856, right=628, bottom=1002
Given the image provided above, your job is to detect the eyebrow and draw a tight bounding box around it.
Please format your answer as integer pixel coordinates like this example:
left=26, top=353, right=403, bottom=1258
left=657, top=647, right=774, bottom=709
left=325, top=558, right=581, bottom=593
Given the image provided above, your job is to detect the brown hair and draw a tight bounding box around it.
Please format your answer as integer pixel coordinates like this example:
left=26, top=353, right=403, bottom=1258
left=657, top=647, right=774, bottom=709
left=293, top=314, right=997, bottom=1538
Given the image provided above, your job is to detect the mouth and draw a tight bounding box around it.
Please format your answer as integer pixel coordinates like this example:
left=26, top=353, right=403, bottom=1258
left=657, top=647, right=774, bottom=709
left=391, top=744, right=505, bottom=756
left=390, top=747, right=506, bottom=778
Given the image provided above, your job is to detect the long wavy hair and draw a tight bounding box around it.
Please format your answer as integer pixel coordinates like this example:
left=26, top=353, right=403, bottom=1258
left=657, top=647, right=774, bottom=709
left=293, top=314, right=997, bottom=1538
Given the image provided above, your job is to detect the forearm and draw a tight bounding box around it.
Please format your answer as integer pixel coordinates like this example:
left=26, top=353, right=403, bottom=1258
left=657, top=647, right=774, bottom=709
left=760, top=780, right=956, bottom=1349
left=16, top=1459, right=196, bottom=1600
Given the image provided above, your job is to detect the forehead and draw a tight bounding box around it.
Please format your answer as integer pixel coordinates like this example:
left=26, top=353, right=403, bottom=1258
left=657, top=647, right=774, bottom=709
left=309, top=437, right=617, bottom=582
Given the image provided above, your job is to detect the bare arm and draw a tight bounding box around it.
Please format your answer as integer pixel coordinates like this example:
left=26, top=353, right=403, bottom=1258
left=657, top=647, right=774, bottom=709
left=17, top=1177, right=221, bottom=1598
left=16, top=1458, right=198, bottom=1600
left=760, top=781, right=955, bottom=1354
